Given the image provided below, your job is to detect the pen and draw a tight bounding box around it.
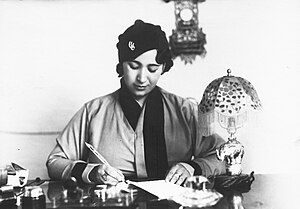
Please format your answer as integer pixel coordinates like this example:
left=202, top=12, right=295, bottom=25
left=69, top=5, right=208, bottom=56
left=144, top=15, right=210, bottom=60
left=85, top=142, right=125, bottom=183
left=85, top=142, right=110, bottom=165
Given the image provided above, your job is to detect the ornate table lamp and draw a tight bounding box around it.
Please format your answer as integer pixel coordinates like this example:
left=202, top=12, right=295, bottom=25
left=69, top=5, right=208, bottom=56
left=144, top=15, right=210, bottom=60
left=199, top=69, right=262, bottom=177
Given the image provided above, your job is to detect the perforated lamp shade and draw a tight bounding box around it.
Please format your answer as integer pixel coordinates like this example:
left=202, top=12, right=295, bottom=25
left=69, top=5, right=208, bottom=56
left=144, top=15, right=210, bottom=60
left=198, top=70, right=262, bottom=136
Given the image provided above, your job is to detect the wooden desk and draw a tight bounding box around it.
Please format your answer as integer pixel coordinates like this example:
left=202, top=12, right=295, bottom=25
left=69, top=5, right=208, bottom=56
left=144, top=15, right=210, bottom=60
left=239, top=174, right=298, bottom=209
left=1, top=174, right=298, bottom=209
left=43, top=174, right=299, bottom=209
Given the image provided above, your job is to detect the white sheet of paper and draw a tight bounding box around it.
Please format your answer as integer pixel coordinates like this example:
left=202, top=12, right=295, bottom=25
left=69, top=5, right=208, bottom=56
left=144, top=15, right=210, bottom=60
left=128, top=180, right=187, bottom=199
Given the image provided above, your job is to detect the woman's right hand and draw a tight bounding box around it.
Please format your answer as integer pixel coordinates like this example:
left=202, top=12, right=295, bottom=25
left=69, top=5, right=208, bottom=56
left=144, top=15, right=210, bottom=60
left=89, top=164, right=125, bottom=185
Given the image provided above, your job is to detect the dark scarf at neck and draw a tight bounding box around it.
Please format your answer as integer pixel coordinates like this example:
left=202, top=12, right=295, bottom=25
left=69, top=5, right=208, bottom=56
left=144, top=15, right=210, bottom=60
left=119, top=80, right=168, bottom=179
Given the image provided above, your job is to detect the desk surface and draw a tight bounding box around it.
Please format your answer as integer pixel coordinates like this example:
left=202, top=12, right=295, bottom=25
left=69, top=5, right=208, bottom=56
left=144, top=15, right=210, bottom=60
left=1, top=174, right=299, bottom=209
left=45, top=174, right=300, bottom=209
left=235, top=174, right=298, bottom=209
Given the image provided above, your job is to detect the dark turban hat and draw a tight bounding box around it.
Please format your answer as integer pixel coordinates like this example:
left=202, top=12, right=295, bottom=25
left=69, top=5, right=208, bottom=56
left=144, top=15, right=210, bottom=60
left=116, top=20, right=173, bottom=77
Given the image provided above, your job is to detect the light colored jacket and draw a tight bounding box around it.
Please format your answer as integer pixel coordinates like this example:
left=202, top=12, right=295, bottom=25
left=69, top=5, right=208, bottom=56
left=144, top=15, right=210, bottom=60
left=46, top=87, right=225, bottom=183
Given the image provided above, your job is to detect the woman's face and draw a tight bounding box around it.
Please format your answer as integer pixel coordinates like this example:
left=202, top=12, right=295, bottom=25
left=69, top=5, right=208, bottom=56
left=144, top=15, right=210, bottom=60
left=122, top=49, right=163, bottom=105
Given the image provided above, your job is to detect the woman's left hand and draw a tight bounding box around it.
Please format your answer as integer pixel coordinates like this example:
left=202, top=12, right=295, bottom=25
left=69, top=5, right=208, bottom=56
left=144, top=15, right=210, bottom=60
left=165, top=163, right=192, bottom=185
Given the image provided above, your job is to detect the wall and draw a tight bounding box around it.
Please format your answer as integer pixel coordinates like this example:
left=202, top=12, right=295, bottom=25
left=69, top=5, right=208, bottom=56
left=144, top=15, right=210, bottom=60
left=0, top=0, right=299, bottom=179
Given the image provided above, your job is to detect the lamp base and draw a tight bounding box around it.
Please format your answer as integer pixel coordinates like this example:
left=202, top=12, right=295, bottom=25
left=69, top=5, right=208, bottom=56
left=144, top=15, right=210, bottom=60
left=226, top=163, right=242, bottom=175
left=211, top=171, right=255, bottom=193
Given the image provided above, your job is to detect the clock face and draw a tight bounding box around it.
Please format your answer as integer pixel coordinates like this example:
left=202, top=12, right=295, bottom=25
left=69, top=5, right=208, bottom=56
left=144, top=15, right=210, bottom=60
left=180, top=8, right=193, bottom=21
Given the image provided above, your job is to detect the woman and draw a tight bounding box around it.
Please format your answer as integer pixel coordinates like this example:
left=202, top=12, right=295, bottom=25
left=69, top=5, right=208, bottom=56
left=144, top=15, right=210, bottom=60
left=46, top=20, right=225, bottom=185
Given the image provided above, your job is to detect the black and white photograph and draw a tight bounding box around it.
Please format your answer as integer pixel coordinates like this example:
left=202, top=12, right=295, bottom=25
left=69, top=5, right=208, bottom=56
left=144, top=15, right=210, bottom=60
left=0, top=0, right=299, bottom=208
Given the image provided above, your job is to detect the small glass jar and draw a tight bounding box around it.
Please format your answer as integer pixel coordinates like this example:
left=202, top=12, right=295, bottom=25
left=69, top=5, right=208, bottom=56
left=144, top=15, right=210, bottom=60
left=92, top=185, right=107, bottom=201
left=21, top=186, right=46, bottom=209
left=184, top=175, right=211, bottom=191
left=0, top=168, right=8, bottom=186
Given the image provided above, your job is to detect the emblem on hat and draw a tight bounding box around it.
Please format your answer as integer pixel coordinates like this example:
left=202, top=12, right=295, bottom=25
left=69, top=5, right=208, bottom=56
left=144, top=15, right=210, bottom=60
left=128, top=41, right=135, bottom=51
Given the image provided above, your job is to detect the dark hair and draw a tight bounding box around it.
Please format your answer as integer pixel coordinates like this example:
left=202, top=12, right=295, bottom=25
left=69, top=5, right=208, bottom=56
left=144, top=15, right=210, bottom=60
left=116, top=20, right=173, bottom=77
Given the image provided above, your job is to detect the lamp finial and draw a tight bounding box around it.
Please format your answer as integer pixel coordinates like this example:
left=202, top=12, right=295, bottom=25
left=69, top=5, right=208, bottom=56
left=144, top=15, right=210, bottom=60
left=227, top=69, right=231, bottom=76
